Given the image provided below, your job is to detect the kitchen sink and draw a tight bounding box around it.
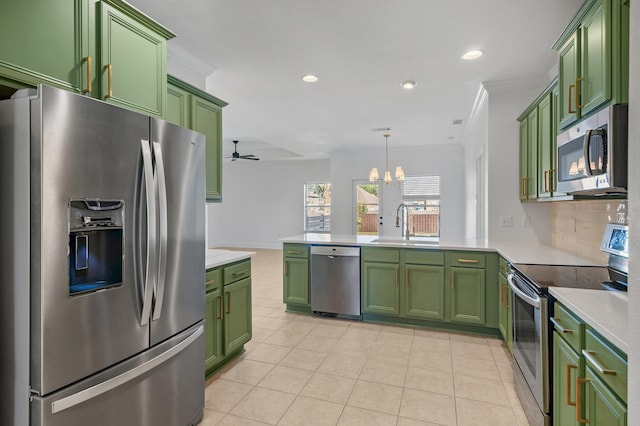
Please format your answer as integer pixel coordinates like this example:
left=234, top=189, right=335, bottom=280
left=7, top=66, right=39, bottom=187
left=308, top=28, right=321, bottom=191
left=371, top=238, right=439, bottom=246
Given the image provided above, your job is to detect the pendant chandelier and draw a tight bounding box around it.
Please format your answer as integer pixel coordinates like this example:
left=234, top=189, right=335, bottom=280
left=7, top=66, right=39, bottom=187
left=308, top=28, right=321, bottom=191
left=369, top=133, right=405, bottom=185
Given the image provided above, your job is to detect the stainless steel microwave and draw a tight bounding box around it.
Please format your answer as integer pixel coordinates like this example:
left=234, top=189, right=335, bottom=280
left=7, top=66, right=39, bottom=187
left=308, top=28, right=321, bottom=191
left=556, top=104, right=628, bottom=194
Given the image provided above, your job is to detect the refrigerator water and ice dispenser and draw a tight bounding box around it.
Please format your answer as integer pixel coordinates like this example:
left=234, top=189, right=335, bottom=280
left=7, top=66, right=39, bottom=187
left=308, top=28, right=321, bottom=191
left=68, top=199, right=124, bottom=295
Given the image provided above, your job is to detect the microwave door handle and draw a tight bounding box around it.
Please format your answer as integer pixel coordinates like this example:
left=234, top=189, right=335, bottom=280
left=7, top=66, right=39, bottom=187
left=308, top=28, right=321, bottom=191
left=583, top=129, right=593, bottom=176
left=507, top=273, right=540, bottom=308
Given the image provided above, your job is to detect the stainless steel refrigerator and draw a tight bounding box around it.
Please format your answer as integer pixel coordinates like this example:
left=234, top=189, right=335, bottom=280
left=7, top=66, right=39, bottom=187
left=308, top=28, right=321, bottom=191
left=0, top=85, right=206, bottom=425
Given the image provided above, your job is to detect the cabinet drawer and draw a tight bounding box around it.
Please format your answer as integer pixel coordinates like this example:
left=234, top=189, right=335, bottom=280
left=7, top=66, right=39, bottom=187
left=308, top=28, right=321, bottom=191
left=283, top=244, right=309, bottom=258
left=205, top=268, right=222, bottom=292
left=362, top=247, right=400, bottom=263
left=404, top=250, right=444, bottom=265
left=224, top=260, right=251, bottom=285
left=498, top=257, right=509, bottom=276
left=449, top=252, right=485, bottom=268
left=551, top=303, right=583, bottom=352
left=584, top=328, right=627, bottom=403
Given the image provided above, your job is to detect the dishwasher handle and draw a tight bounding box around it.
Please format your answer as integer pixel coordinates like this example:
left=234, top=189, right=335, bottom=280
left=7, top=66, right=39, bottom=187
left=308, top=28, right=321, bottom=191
left=310, top=246, right=360, bottom=257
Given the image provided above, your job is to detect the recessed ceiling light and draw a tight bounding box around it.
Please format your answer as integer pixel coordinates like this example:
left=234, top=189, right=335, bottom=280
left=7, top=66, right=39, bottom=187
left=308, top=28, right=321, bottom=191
left=461, top=50, right=484, bottom=60
left=401, top=80, right=417, bottom=89
left=302, top=74, right=319, bottom=83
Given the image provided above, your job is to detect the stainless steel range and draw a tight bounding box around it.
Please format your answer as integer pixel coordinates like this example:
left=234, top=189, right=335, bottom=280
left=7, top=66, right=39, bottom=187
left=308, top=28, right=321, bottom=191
left=508, top=223, right=629, bottom=426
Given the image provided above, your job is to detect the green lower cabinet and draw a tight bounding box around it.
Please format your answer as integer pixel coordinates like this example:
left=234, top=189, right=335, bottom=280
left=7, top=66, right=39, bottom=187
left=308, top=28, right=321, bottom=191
left=205, top=287, right=223, bottom=372
left=584, top=366, right=627, bottom=425
left=450, top=267, right=485, bottom=325
left=553, top=331, right=582, bottom=426
left=362, top=261, right=400, bottom=315
left=223, top=278, right=252, bottom=354
left=283, top=256, right=309, bottom=306
left=403, top=264, right=445, bottom=320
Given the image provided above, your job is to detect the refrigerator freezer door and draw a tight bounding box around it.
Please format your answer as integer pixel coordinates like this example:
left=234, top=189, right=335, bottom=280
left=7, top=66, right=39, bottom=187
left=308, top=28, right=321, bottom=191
left=149, top=119, right=206, bottom=345
left=31, top=86, right=150, bottom=395
left=31, top=323, right=205, bottom=426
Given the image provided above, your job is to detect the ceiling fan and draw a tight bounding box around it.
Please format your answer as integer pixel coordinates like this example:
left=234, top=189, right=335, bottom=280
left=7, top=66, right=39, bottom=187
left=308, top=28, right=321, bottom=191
left=228, top=140, right=259, bottom=161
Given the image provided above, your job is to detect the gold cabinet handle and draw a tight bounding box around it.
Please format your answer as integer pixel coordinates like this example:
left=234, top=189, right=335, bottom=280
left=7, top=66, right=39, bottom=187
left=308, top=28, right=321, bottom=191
left=283, top=262, right=287, bottom=276
left=544, top=170, right=550, bottom=193
left=105, top=64, right=113, bottom=98
left=405, top=270, right=408, bottom=288
left=83, top=56, right=92, bottom=94
left=582, top=350, right=617, bottom=375
left=550, top=169, right=557, bottom=192
left=457, top=258, right=479, bottom=264
left=226, top=291, right=231, bottom=314
left=287, top=250, right=303, bottom=255
left=451, top=271, right=455, bottom=290
left=550, top=317, right=573, bottom=334
left=575, top=77, right=584, bottom=109
left=205, top=279, right=215, bottom=286
left=501, top=284, right=507, bottom=307
left=395, top=269, right=398, bottom=288
left=568, top=84, right=576, bottom=113
left=232, top=269, right=249, bottom=276
left=521, top=178, right=526, bottom=197
left=576, top=377, right=589, bottom=423
left=566, top=364, right=577, bottom=406
left=217, top=296, right=223, bottom=320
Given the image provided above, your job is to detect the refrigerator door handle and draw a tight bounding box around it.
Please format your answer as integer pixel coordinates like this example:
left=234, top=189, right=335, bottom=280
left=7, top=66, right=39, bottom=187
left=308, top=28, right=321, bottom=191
left=151, top=141, right=168, bottom=321
left=140, top=139, right=156, bottom=326
left=50, top=325, right=203, bottom=414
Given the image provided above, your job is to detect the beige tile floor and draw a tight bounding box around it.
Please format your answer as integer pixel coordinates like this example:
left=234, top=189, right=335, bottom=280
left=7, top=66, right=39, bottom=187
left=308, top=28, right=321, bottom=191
left=201, top=248, right=530, bottom=426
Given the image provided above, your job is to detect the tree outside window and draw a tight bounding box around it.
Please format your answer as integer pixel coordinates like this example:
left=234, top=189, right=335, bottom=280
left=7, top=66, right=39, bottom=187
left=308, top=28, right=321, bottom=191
left=304, top=183, right=331, bottom=232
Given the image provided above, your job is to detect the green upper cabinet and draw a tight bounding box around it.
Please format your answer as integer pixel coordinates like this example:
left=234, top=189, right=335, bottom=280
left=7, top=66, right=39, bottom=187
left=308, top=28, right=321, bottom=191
left=537, top=93, right=553, bottom=199
left=526, top=108, right=538, bottom=200
left=97, top=1, right=171, bottom=116
left=0, top=0, right=84, bottom=92
left=519, top=119, right=529, bottom=201
left=0, top=0, right=175, bottom=117
left=555, top=0, right=629, bottom=130
left=166, top=76, right=227, bottom=202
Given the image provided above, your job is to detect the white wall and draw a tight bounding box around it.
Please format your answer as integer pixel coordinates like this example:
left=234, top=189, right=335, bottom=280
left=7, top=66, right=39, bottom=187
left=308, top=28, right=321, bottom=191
left=329, top=143, right=466, bottom=241
left=627, top=2, right=639, bottom=423
left=207, top=159, right=330, bottom=248
left=484, top=79, right=552, bottom=244
left=463, top=87, right=489, bottom=240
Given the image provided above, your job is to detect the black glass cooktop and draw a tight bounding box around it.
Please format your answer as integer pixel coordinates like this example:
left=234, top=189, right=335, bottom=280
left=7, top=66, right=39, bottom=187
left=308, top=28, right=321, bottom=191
left=512, top=264, right=611, bottom=291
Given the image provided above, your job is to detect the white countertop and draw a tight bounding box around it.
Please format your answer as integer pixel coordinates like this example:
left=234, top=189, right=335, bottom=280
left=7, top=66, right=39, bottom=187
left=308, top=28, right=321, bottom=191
left=550, top=288, right=628, bottom=354
left=281, top=234, right=602, bottom=266
left=206, top=249, right=254, bottom=269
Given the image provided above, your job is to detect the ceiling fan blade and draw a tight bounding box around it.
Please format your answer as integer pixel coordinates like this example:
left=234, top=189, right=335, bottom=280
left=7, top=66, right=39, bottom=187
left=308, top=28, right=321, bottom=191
left=241, top=156, right=260, bottom=160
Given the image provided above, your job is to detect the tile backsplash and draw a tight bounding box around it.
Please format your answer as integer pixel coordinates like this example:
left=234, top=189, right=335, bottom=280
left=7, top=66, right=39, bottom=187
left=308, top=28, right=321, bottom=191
left=551, top=200, right=628, bottom=264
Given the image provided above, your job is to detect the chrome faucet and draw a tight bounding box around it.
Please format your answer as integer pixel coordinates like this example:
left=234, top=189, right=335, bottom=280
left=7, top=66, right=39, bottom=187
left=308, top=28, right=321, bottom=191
left=395, top=203, right=410, bottom=240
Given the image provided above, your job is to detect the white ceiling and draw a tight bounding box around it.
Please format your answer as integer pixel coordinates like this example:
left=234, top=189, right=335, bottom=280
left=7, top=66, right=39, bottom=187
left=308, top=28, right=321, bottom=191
left=128, top=0, right=584, bottom=160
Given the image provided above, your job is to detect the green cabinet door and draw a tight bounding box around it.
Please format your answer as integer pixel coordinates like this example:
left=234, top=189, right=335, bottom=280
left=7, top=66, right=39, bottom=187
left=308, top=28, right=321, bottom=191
left=0, top=0, right=85, bottom=92
left=192, top=97, right=223, bottom=202
left=519, top=119, right=529, bottom=201
left=498, top=272, right=509, bottom=342
left=362, top=261, right=400, bottom=316
left=166, top=82, right=191, bottom=126
left=526, top=108, right=538, bottom=200
left=585, top=366, right=627, bottom=425
left=580, top=0, right=611, bottom=116
left=553, top=331, right=581, bottom=426
left=283, top=257, right=309, bottom=306
left=450, top=267, right=485, bottom=325
left=537, top=93, right=553, bottom=199
left=224, top=278, right=252, bottom=355
left=403, top=264, right=445, bottom=320
left=205, top=287, right=223, bottom=373
left=558, top=32, right=580, bottom=129
left=98, top=1, right=168, bottom=117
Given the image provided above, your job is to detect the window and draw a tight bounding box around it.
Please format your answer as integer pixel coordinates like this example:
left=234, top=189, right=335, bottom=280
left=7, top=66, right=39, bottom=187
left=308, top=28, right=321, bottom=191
left=401, top=176, right=440, bottom=239
left=304, top=183, right=331, bottom=232
left=354, top=181, right=380, bottom=236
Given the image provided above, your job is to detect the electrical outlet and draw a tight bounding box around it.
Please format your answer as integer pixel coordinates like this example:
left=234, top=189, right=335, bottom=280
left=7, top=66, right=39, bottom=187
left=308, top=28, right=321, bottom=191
left=499, top=216, right=513, bottom=227
left=522, top=216, right=531, bottom=227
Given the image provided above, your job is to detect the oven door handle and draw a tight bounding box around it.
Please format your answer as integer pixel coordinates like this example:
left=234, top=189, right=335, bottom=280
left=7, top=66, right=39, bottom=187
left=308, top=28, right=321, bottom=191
left=507, top=273, right=540, bottom=308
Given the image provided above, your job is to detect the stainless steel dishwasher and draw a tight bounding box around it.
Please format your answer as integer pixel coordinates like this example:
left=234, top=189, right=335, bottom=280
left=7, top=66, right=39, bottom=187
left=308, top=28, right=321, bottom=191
left=310, top=246, right=361, bottom=318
